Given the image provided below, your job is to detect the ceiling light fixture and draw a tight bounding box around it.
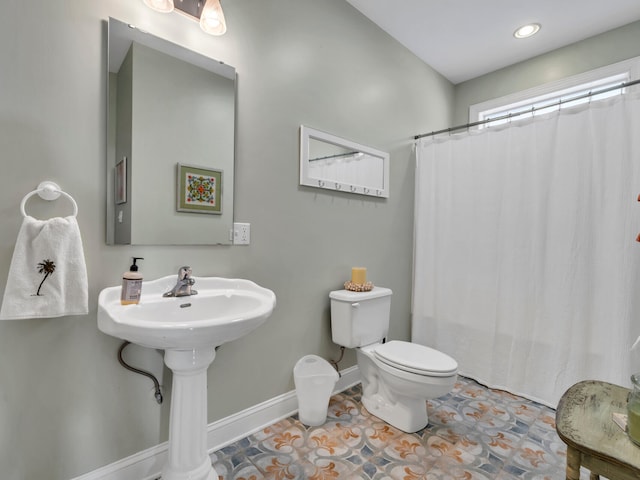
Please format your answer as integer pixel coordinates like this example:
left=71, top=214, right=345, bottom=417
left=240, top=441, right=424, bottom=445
left=513, top=23, right=541, bottom=39
left=199, top=0, right=227, bottom=36
left=142, top=0, right=227, bottom=36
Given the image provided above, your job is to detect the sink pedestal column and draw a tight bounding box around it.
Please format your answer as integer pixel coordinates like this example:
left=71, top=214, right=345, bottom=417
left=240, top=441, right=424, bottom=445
left=162, top=348, right=218, bottom=480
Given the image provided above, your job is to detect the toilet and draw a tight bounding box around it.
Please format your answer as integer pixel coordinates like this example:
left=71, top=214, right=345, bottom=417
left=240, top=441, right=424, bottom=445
left=330, top=287, right=458, bottom=433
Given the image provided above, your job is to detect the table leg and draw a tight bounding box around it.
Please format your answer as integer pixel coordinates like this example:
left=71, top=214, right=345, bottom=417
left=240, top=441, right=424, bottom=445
left=566, top=446, right=581, bottom=480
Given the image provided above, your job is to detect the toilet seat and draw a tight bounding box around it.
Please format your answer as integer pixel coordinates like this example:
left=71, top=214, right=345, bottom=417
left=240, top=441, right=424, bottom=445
left=373, top=341, right=457, bottom=377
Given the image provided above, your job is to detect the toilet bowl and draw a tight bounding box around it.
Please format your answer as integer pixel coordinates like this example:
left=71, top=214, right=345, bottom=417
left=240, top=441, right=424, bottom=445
left=357, top=341, right=457, bottom=432
left=330, top=287, right=458, bottom=433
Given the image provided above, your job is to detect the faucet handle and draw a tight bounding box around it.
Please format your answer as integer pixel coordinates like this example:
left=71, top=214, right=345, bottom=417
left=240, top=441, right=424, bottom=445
left=178, top=266, right=193, bottom=279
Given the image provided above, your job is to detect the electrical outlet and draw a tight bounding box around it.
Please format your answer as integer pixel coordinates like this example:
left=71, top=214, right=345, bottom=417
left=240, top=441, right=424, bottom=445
left=233, top=222, right=250, bottom=245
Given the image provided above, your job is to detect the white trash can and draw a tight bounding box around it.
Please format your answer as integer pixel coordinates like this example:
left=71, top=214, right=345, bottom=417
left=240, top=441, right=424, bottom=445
left=294, top=355, right=339, bottom=426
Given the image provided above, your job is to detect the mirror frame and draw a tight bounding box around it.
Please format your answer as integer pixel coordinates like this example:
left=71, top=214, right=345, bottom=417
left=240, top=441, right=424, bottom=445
left=299, top=125, right=389, bottom=198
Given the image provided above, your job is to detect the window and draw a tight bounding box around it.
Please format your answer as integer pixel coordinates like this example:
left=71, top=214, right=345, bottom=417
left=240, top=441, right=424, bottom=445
left=470, top=56, right=640, bottom=129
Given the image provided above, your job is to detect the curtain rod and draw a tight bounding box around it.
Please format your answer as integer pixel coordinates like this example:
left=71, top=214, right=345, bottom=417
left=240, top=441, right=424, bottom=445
left=414, top=78, right=640, bottom=140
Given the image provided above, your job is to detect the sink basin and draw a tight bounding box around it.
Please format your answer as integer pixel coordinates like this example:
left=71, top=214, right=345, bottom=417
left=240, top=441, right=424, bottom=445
left=98, top=276, right=276, bottom=350
left=98, top=275, right=276, bottom=480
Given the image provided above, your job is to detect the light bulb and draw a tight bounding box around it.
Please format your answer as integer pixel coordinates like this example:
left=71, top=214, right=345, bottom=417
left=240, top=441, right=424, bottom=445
left=200, top=0, right=227, bottom=35
left=143, top=0, right=174, bottom=13
left=514, top=23, right=541, bottom=39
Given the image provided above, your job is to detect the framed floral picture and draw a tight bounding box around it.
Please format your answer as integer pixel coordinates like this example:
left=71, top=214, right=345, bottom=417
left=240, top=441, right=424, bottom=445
left=176, top=163, right=223, bottom=214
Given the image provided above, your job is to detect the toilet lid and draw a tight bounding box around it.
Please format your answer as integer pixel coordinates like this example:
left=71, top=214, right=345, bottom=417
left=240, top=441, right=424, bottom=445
left=374, top=341, right=458, bottom=377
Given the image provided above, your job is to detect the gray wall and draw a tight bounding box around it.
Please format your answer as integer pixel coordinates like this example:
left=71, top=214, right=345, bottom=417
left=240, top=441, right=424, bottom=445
left=0, top=0, right=452, bottom=478
left=453, top=20, right=640, bottom=125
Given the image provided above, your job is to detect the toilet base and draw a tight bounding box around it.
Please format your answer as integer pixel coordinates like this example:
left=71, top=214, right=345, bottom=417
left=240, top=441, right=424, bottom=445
left=361, top=391, right=428, bottom=433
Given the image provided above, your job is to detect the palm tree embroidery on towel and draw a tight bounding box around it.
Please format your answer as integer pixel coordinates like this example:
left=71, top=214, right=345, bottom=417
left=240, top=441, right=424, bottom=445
left=34, top=259, right=56, bottom=296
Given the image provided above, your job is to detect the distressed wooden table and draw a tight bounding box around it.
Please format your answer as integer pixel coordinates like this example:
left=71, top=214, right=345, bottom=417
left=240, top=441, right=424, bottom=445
left=556, top=380, right=640, bottom=480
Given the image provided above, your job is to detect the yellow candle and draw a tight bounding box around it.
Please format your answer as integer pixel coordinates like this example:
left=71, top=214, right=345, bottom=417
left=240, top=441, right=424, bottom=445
left=351, top=267, right=367, bottom=285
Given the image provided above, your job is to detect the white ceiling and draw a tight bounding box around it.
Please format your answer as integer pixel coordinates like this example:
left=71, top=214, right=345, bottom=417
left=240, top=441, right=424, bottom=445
left=345, top=0, right=640, bottom=84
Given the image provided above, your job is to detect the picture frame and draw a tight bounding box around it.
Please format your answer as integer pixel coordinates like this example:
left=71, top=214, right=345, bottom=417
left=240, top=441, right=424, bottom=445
left=176, top=163, right=223, bottom=215
left=115, top=157, right=127, bottom=204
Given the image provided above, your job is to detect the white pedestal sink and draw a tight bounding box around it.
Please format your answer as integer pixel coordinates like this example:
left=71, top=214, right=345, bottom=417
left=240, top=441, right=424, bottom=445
left=98, top=276, right=276, bottom=480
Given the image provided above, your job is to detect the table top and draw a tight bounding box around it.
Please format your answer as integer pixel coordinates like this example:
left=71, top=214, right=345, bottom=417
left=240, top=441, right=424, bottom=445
left=556, top=380, right=640, bottom=471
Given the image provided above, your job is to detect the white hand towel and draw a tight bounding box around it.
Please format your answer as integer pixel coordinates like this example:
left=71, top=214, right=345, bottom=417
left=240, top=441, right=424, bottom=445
left=0, top=216, right=88, bottom=320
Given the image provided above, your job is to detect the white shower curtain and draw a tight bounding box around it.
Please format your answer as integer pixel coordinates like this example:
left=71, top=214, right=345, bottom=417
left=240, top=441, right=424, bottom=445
left=413, top=93, right=640, bottom=407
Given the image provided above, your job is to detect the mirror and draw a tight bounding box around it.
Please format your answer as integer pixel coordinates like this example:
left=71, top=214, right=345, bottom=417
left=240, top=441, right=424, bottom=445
left=106, top=18, right=236, bottom=245
left=299, top=126, right=389, bottom=198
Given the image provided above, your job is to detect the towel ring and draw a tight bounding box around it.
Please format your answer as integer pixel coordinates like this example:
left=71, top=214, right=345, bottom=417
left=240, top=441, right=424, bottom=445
left=20, top=181, right=79, bottom=218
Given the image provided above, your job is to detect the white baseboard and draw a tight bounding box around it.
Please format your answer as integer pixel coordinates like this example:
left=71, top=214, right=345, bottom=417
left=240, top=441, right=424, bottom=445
left=71, top=366, right=360, bottom=480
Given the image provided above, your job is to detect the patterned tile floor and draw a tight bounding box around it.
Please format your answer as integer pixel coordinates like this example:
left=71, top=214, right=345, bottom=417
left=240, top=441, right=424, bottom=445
left=209, top=376, right=580, bottom=480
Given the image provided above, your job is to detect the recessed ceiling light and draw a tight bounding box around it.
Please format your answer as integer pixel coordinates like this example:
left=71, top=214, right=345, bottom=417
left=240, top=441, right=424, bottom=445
left=514, top=23, right=541, bottom=39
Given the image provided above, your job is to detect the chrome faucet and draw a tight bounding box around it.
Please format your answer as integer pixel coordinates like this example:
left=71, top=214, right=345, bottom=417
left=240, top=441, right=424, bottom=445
left=163, top=266, right=198, bottom=297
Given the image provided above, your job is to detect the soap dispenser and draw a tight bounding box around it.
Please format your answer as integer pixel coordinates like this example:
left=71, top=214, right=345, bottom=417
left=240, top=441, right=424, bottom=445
left=121, top=257, right=144, bottom=305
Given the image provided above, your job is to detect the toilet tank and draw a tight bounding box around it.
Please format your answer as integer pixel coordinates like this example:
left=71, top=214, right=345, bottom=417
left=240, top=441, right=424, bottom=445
left=329, top=287, right=392, bottom=348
